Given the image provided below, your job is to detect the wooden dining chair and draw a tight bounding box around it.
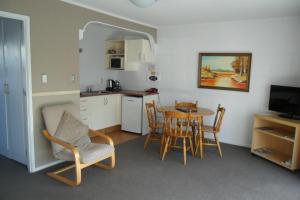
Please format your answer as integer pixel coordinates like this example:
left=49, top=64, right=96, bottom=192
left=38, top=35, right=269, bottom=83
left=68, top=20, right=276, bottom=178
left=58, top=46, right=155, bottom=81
left=144, top=100, right=164, bottom=151
left=161, top=111, right=201, bottom=165
left=196, top=104, right=225, bottom=158
left=175, top=100, right=199, bottom=142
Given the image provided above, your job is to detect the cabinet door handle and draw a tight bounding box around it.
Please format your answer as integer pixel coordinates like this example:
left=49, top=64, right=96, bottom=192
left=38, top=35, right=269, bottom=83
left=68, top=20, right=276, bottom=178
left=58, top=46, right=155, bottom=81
left=3, top=83, right=9, bottom=95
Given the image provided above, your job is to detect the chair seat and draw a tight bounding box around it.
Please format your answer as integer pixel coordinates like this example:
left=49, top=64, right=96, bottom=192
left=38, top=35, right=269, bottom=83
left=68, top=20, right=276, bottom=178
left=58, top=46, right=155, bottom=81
left=55, top=143, right=114, bottom=164
left=167, top=129, right=193, bottom=138
left=155, top=122, right=164, bottom=129
left=202, top=125, right=215, bottom=133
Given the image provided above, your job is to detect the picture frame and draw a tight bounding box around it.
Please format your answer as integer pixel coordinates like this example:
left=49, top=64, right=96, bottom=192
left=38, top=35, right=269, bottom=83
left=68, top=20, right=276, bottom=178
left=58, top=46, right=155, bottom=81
left=198, top=53, right=252, bottom=92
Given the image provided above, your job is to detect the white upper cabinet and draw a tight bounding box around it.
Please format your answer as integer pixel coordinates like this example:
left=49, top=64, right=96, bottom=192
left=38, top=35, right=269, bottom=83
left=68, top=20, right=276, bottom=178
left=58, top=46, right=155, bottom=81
left=106, top=39, right=154, bottom=71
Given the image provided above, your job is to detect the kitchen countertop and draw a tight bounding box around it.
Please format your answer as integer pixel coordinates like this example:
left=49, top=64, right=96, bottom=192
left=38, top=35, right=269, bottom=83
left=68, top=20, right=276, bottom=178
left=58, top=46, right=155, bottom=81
left=80, top=90, right=158, bottom=98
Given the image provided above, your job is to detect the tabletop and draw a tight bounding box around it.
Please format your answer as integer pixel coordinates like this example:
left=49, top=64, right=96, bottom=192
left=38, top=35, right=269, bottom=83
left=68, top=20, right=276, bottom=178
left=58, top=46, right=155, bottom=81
left=158, top=106, right=214, bottom=116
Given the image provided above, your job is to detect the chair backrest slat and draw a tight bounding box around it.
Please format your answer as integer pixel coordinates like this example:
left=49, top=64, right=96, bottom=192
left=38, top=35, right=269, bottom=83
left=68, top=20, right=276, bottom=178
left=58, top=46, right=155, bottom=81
left=145, top=100, right=157, bottom=132
left=213, top=104, right=225, bottom=132
left=163, top=111, right=203, bottom=137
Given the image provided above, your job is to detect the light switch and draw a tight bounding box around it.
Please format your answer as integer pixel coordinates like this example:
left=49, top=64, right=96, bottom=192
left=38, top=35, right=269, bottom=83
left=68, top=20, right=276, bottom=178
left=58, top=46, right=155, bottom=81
left=41, top=74, right=48, bottom=84
left=71, top=74, right=76, bottom=82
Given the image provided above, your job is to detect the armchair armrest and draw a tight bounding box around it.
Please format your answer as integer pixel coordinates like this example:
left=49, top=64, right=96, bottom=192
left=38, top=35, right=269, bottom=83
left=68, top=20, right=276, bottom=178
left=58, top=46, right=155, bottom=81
left=42, top=130, right=80, bottom=160
left=89, top=129, right=114, bottom=146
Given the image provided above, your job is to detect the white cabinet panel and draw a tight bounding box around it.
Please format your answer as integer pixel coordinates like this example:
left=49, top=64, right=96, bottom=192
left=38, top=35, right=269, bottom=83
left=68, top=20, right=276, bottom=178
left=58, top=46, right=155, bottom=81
left=141, top=39, right=154, bottom=63
left=121, top=96, right=143, bottom=133
left=103, top=94, right=121, bottom=128
left=80, top=94, right=121, bottom=130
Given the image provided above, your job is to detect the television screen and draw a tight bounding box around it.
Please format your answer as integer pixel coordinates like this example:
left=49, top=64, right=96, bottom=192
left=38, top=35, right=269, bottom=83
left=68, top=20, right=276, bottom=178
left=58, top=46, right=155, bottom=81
left=269, top=85, right=300, bottom=119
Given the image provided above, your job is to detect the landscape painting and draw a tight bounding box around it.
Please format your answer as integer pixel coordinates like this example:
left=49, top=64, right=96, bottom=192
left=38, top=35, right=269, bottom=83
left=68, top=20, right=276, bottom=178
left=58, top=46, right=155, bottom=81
left=198, top=53, right=252, bottom=92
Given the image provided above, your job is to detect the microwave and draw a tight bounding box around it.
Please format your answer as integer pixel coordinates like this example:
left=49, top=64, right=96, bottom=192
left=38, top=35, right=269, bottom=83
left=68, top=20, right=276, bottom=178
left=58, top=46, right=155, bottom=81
left=109, top=56, right=124, bottom=70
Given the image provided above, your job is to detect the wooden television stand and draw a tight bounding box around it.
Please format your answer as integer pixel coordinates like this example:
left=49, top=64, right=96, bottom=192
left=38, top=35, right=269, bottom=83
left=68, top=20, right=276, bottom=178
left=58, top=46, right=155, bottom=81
left=251, top=114, right=300, bottom=170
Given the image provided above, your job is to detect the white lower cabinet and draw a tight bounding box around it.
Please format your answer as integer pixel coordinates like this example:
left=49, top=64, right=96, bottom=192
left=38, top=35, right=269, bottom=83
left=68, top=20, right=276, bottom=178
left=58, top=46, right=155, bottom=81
left=80, top=94, right=121, bottom=130
left=80, top=93, right=158, bottom=134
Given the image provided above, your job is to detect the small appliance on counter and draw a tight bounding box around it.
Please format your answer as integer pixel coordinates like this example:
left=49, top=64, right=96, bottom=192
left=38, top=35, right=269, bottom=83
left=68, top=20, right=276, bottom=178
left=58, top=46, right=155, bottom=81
left=114, top=80, right=122, bottom=91
left=106, top=79, right=122, bottom=91
left=106, top=79, right=115, bottom=91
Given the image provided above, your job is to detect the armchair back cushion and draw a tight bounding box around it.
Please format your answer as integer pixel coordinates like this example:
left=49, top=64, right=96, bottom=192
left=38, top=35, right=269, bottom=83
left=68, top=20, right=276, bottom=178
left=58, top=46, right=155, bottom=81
left=54, top=111, right=90, bottom=155
left=42, top=103, right=81, bottom=136
left=42, top=103, right=90, bottom=157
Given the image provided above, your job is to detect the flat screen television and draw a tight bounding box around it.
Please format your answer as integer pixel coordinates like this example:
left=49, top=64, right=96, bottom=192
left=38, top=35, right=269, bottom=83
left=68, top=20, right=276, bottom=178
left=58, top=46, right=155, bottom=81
left=269, top=85, right=300, bottom=119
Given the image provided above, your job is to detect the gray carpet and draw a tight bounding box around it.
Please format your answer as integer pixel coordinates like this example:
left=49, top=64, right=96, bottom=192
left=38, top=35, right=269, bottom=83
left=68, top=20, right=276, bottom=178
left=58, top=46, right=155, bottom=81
left=1, top=137, right=300, bottom=200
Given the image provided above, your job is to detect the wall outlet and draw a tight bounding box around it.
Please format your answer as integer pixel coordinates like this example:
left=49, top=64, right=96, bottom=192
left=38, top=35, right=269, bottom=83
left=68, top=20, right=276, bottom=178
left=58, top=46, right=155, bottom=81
left=41, top=74, right=48, bottom=84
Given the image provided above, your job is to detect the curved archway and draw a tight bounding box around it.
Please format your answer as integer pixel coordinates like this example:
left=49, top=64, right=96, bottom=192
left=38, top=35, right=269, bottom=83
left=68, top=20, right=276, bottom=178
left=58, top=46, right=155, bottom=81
left=79, top=21, right=156, bottom=52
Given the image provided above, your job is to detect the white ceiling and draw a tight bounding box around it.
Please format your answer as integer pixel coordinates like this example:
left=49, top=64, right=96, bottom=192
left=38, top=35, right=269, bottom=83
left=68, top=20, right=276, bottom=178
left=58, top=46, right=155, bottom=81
left=63, top=0, right=300, bottom=27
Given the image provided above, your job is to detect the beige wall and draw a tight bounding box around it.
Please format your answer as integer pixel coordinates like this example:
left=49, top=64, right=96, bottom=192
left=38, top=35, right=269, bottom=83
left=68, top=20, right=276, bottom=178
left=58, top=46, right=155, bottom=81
left=1, top=0, right=157, bottom=169
left=1, top=0, right=157, bottom=93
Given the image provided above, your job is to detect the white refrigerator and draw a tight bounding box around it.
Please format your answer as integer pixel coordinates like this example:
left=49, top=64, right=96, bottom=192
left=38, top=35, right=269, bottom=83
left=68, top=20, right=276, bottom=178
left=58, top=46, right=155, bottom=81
left=121, top=96, right=143, bottom=133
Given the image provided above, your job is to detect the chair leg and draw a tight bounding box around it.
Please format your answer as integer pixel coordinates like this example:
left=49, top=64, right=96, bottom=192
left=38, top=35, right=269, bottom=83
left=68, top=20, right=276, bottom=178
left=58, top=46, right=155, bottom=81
left=183, top=138, right=187, bottom=166
left=160, top=134, right=165, bottom=155
left=94, top=153, right=116, bottom=169
left=214, top=133, right=223, bottom=158
left=161, top=136, right=170, bottom=161
left=195, top=134, right=199, bottom=156
left=199, top=131, right=203, bottom=159
left=173, top=137, right=178, bottom=147
left=144, top=134, right=151, bottom=149
left=188, top=137, right=195, bottom=156
left=47, top=163, right=82, bottom=187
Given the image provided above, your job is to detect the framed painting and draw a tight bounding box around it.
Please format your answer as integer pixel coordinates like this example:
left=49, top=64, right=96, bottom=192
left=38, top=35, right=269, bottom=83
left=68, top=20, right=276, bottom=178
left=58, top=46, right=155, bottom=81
left=198, top=53, right=252, bottom=92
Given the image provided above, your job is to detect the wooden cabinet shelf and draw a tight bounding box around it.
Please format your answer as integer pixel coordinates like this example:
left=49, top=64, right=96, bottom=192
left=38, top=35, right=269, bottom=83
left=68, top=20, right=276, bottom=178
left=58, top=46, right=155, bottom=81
left=105, top=39, right=154, bottom=71
left=255, top=128, right=295, bottom=142
left=251, top=114, right=300, bottom=170
left=252, top=148, right=292, bottom=168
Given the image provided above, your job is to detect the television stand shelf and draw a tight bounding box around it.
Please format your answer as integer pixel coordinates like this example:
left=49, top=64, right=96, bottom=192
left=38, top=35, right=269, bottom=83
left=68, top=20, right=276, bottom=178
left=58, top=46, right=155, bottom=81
left=251, top=114, right=300, bottom=170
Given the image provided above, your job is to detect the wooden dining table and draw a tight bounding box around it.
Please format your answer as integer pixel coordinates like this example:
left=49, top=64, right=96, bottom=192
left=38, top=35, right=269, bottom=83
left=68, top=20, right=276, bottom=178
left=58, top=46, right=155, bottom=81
left=156, top=105, right=215, bottom=156
left=157, top=106, right=214, bottom=117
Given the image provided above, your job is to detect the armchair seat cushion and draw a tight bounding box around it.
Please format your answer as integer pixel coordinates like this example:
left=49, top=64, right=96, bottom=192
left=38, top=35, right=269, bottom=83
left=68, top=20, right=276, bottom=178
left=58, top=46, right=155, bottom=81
left=79, top=143, right=114, bottom=164
left=55, top=143, right=114, bottom=164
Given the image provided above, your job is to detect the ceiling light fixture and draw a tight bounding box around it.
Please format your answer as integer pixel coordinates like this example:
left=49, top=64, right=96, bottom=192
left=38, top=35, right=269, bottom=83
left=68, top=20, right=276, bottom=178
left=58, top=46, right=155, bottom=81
left=130, top=0, right=157, bottom=8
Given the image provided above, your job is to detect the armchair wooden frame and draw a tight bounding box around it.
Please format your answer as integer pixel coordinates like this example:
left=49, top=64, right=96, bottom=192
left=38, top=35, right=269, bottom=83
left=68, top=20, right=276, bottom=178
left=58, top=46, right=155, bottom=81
left=42, top=129, right=115, bottom=187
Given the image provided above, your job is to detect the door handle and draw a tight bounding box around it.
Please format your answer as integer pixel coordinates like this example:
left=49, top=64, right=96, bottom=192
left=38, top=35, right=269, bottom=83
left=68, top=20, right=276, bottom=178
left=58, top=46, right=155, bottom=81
left=3, top=83, right=9, bottom=95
